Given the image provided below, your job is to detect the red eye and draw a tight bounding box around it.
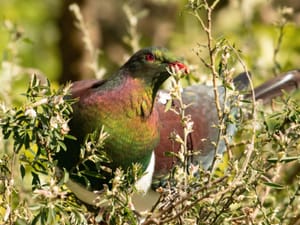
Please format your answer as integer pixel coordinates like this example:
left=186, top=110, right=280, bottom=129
left=145, top=53, right=155, bottom=62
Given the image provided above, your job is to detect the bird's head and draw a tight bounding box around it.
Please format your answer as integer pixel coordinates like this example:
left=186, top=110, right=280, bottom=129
left=122, top=47, right=189, bottom=93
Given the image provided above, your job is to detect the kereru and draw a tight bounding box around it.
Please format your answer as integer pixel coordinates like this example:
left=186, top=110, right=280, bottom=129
left=54, top=47, right=189, bottom=198
left=55, top=47, right=300, bottom=210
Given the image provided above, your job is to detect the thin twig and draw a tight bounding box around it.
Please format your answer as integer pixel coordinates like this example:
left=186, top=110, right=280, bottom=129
left=69, top=3, right=105, bottom=79
left=142, top=176, right=229, bottom=225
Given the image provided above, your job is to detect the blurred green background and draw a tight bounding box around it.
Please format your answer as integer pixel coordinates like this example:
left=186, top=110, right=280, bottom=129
left=1, top=0, right=300, bottom=94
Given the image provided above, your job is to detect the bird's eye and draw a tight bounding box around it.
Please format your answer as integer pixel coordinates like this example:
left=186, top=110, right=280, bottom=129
left=145, top=53, right=155, bottom=62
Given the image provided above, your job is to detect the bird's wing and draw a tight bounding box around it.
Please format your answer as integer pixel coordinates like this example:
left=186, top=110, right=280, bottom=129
left=154, top=70, right=300, bottom=177
left=154, top=84, right=226, bottom=180
left=70, top=79, right=107, bottom=98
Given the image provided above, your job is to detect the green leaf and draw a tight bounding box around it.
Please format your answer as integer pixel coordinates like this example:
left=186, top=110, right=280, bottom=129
left=15, top=218, right=28, bottom=225
left=58, top=141, right=67, bottom=151
left=164, top=99, right=173, bottom=112
left=31, top=171, right=41, bottom=187
left=263, top=182, right=285, bottom=189
left=47, top=207, right=56, bottom=224
left=31, top=213, right=41, bottom=225
left=267, top=156, right=300, bottom=163
left=22, top=37, right=34, bottom=44
left=164, top=151, right=177, bottom=157
left=65, top=134, right=77, bottom=140
left=20, top=164, right=25, bottom=179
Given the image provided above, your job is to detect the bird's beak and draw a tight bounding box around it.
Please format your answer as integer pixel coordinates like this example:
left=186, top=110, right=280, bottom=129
left=169, top=61, right=189, bottom=74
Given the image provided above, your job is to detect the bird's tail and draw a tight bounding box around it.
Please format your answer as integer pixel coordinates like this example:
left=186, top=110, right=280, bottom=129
left=248, top=70, right=300, bottom=102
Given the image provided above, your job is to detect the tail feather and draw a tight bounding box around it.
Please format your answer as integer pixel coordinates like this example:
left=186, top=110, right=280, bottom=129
left=248, top=70, right=300, bottom=102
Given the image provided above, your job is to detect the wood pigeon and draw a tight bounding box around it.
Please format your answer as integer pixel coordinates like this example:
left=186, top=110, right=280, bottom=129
left=54, top=47, right=300, bottom=211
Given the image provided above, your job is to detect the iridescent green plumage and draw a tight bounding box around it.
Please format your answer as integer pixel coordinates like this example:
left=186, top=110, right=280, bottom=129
left=55, top=47, right=187, bottom=190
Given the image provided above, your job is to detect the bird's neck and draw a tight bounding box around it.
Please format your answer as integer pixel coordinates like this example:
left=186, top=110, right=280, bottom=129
left=107, top=70, right=156, bottom=118
left=105, top=74, right=159, bottom=170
